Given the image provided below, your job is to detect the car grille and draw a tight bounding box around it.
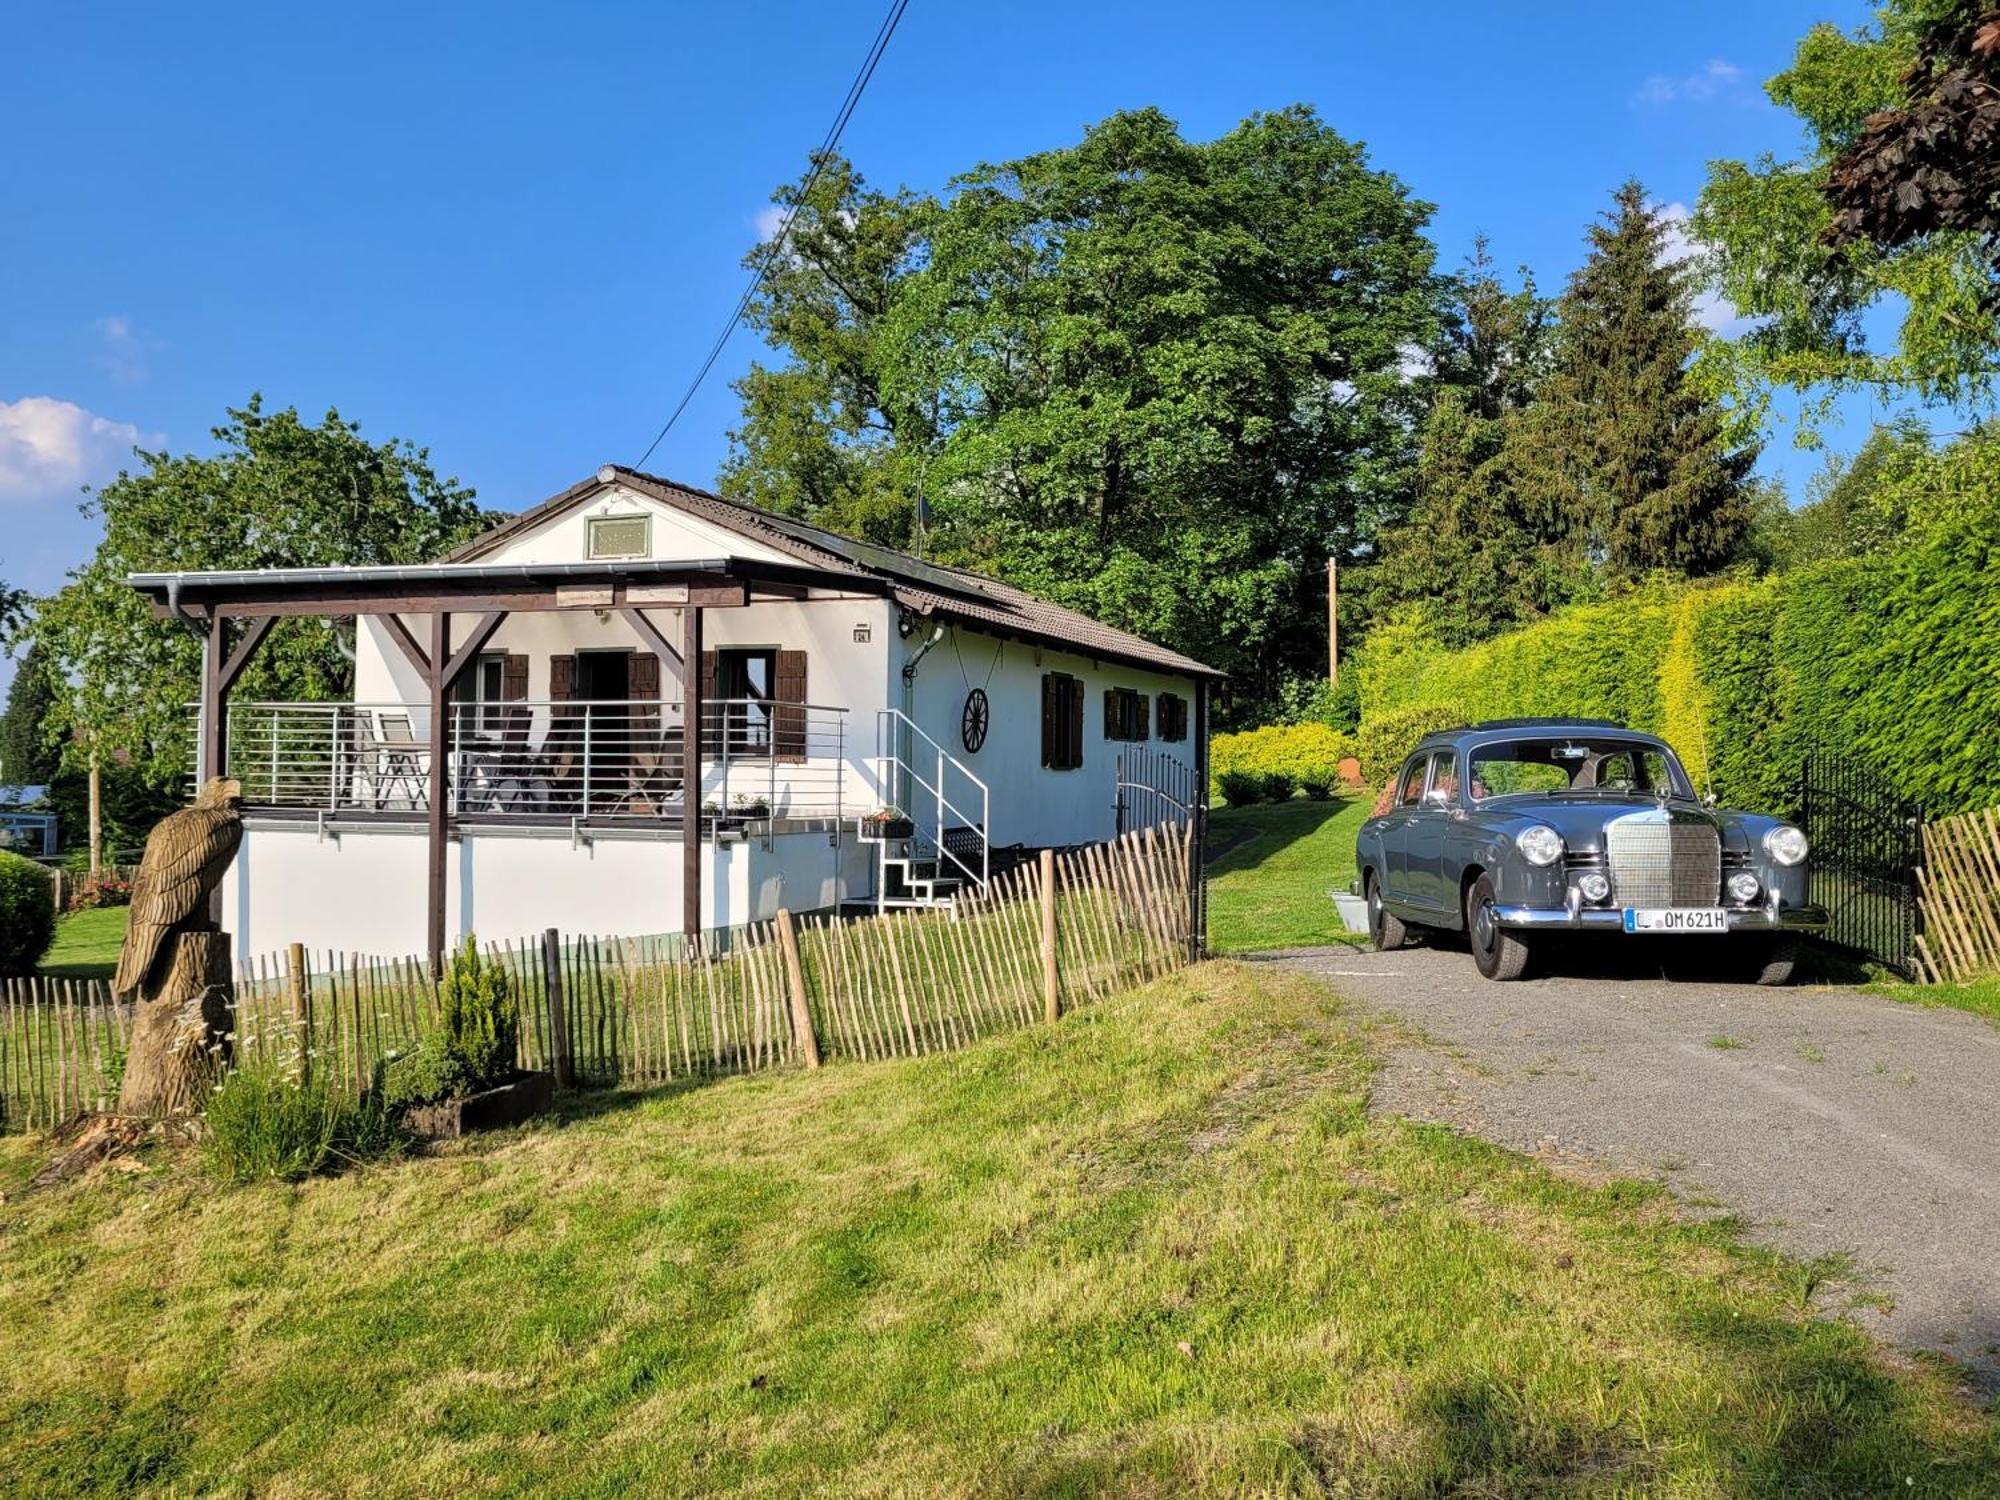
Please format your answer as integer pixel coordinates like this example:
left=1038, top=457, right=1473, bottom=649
left=1605, top=812, right=1720, bottom=907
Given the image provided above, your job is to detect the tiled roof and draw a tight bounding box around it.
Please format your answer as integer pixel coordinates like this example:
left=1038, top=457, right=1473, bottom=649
left=447, top=466, right=1223, bottom=680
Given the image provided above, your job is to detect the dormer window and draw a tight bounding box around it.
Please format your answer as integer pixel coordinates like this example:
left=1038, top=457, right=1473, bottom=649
left=587, top=514, right=650, bottom=559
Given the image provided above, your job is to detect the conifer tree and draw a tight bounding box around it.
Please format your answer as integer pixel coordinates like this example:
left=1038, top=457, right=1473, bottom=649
left=1514, top=182, right=1757, bottom=578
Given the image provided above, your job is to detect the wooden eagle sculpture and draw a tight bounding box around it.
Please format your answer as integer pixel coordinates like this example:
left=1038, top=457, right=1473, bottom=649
left=113, top=776, right=245, bottom=999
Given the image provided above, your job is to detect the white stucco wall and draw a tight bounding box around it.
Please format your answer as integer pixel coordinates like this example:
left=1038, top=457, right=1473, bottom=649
left=901, top=623, right=1201, bottom=850
left=223, top=824, right=858, bottom=960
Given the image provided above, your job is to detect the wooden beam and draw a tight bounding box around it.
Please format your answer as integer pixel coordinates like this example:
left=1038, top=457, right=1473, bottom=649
left=683, top=604, right=703, bottom=946
left=217, top=615, right=277, bottom=695
left=379, top=613, right=433, bottom=684
left=198, top=622, right=226, bottom=784
left=427, top=612, right=451, bottom=974
left=619, top=607, right=685, bottom=674
left=142, top=571, right=774, bottom=621
left=440, top=610, right=507, bottom=689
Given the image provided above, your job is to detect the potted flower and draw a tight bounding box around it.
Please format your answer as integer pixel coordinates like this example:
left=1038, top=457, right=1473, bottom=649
left=382, top=937, right=552, bottom=1139
left=861, top=806, right=915, bottom=841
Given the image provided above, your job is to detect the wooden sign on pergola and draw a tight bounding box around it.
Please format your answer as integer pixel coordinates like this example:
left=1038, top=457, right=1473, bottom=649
left=129, top=555, right=883, bottom=971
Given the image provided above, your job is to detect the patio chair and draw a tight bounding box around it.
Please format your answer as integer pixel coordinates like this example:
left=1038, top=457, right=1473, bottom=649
left=377, top=712, right=428, bottom=808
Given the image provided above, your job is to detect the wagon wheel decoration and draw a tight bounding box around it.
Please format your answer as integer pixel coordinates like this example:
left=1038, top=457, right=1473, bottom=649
left=960, top=687, right=990, bottom=753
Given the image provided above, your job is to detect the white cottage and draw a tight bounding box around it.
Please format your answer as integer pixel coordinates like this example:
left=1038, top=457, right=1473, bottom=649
left=129, top=466, right=1219, bottom=963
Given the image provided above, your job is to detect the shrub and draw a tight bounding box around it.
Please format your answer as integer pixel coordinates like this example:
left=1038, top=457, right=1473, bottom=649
left=203, top=1058, right=402, bottom=1184
left=383, top=938, right=520, bottom=1109
left=1216, top=770, right=1264, bottom=807
left=1300, top=775, right=1336, bottom=802
left=66, top=873, right=133, bottom=912
left=1354, top=702, right=1463, bottom=788
left=1210, top=723, right=1356, bottom=802
left=0, top=851, right=54, bottom=977
left=1259, top=771, right=1297, bottom=802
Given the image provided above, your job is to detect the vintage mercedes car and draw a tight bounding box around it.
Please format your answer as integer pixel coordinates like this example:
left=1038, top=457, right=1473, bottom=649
left=1354, top=719, right=1827, bottom=983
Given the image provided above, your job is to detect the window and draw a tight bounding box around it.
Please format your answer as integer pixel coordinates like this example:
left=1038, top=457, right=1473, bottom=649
left=717, top=648, right=777, bottom=756
left=1103, top=687, right=1150, bottom=742
left=1397, top=757, right=1428, bottom=807
left=1157, top=692, right=1189, bottom=742
left=1041, top=673, right=1084, bottom=770
left=586, top=513, right=651, bottom=559
left=450, top=653, right=508, bottom=733
left=1427, top=750, right=1459, bottom=803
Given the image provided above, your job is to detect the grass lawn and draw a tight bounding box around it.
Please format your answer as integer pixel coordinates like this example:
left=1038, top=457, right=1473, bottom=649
left=4, top=961, right=1995, bottom=1496
left=1866, top=975, right=2000, bottom=1026
left=1207, top=796, right=1372, bottom=952
left=36, top=905, right=129, bottom=981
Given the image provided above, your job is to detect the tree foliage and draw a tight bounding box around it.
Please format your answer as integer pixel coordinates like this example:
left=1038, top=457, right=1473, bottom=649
left=1694, top=0, right=2000, bottom=419
left=0, top=643, right=59, bottom=786
left=29, top=397, right=496, bottom=791
left=723, top=107, right=1448, bottom=704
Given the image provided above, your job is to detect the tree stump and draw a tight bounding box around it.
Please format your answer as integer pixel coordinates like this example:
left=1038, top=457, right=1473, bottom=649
left=118, top=931, right=233, bottom=1118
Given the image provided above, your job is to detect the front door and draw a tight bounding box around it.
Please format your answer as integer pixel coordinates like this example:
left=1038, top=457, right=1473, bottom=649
left=577, top=650, right=632, bottom=806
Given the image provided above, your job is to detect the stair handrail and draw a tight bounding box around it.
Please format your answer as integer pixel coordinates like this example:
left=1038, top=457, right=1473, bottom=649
left=874, top=709, right=990, bottom=892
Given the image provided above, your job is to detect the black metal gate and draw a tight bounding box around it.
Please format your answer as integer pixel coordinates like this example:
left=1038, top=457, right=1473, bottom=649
left=1798, top=752, right=1922, bottom=976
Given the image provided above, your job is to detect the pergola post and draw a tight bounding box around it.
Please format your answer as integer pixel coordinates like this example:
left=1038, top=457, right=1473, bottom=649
left=427, top=612, right=451, bottom=975
left=682, top=604, right=703, bottom=948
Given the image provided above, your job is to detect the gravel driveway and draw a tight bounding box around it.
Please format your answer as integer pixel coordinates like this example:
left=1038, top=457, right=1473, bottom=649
left=1264, top=939, right=2000, bottom=1389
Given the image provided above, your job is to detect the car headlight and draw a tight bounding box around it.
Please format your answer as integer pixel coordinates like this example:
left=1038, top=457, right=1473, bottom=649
left=1764, top=825, right=1808, bottom=867
left=1727, top=871, right=1762, bottom=904
left=1517, top=824, right=1563, bottom=866
left=1577, top=870, right=1611, bottom=903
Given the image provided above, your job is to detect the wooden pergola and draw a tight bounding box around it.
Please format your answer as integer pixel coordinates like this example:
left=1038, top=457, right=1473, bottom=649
left=130, top=556, right=883, bottom=970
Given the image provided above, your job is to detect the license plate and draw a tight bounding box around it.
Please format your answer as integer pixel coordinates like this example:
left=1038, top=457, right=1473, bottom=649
left=1623, top=907, right=1729, bottom=934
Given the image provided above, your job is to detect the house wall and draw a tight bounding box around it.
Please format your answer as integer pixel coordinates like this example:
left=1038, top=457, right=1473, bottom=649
left=900, top=622, right=1201, bottom=850
left=222, top=823, right=856, bottom=961
left=478, top=482, right=798, bottom=567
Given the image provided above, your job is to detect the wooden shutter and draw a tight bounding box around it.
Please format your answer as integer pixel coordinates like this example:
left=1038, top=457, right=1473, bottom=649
left=1136, top=694, right=1150, bottom=742
left=699, top=651, right=718, bottom=756
left=1103, top=688, right=1116, bottom=739
left=502, top=654, right=529, bottom=700
left=773, top=649, right=808, bottom=763
left=1041, top=674, right=1058, bottom=767
left=549, top=655, right=575, bottom=702
left=629, top=652, right=661, bottom=734
left=1066, top=678, right=1083, bottom=769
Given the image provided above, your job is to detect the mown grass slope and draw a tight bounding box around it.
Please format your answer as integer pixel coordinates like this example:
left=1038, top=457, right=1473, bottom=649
left=2, top=962, right=1994, bottom=1497
left=1207, top=797, right=1370, bottom=952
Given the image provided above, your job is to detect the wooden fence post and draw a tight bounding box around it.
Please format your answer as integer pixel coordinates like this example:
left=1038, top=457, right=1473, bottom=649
left=775, top=908, right=822, bottom=1069
left=287, top=942, right=312, bottom=1085
left=541, top=927, right=572, bottom=1089
left=1040, top=847, right=1060, bottom=1024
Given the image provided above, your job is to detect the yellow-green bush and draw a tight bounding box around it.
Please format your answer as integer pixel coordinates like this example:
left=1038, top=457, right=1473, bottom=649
left=1347, top=432, right=2000, bottom=814
left=1210, top=723, right=1355, bottom=799
left=1354, top=702, right=1463, bottom=788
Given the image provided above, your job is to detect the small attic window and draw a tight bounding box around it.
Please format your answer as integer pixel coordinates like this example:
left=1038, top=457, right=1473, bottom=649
left=587, top=514, right=650, bottom=559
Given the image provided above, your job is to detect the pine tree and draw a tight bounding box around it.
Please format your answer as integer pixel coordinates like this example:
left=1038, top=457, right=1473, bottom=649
left=1514, top=182, right=1757, bottom=577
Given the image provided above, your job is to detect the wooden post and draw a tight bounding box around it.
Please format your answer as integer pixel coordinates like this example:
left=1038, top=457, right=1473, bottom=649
left=541, top=927, right=571, bottom=1089
left=1327, top=554, right=1338, bottom=686
left=775, top=908, right=821, bottom=1069
left=288, top=941, right=312, bottom=1086
left=682, top=605, right=704, bottom=943
left=1040, top=847, right=1060, bottom=1024
left=426, top=612, right=451, bottom=975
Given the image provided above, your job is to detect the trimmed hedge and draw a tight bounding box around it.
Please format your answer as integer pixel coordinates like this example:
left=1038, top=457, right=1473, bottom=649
left=1349, top=436, right=2000, bottom=814
left=0, top=850, right=55, bottom=977
left=1210, top=723, right=1355, bottom=801
left=1354, top=702, right=1463, bottom=789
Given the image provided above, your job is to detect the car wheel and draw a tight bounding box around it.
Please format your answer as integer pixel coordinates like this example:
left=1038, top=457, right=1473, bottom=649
left=1753, top=936, right=1801, bottom=987
left=1366, top=874, right=1406, bottom=952
left=1466, top=873, right=1531, bottom=981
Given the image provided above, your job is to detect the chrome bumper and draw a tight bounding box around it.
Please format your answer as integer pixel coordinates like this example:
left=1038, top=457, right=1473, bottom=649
left=1492, top=899, right=1830, bottom=933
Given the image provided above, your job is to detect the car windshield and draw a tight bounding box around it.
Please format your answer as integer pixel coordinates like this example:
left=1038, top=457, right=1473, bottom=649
left=1467, top=737, right=1692, bottom=802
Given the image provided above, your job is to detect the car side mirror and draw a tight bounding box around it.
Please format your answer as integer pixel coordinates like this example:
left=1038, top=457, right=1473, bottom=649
left=1702, top=791, right=1719, bottom=808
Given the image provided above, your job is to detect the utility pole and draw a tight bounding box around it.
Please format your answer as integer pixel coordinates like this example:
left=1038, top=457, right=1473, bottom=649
left=1326, top=554, right=1339, bottom=686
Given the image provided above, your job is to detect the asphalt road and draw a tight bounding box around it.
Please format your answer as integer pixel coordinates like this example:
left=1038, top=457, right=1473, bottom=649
left=1263, top=937, right=2000, bottom=1390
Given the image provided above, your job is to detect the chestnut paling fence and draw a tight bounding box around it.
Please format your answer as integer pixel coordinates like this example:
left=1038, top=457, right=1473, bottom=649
left=1915, top=806, right=2000, bottom=985
left=0, top=827, right=1196, bottom=1132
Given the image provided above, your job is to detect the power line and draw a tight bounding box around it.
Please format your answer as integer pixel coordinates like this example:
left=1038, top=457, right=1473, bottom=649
left=635, top=0, right=912, bottom=469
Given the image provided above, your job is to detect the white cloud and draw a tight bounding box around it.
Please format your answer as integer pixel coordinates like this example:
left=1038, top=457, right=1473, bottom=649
left=1654, top=201, right=1755, bottom=336
left=1633, top=58, right=1747, bottom=107
left=753, top=204, right=789, bottom=242
left=92, top=314, right=162, bottom=384
left=0, top=396, right=149, bottom=506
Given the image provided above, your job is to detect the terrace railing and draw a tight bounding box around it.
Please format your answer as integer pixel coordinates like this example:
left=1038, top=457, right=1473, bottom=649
left=216, top=699, right=866, bottom=826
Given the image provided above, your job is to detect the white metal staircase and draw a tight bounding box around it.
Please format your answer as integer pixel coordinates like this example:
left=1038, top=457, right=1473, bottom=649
left=868, top=710, right=989, bottom=913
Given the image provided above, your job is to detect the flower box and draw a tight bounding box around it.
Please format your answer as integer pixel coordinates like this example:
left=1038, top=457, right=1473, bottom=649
left=402, top=1070, right=554, bottom=1140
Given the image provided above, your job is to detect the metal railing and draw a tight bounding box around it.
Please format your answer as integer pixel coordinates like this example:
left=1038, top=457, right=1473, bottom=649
left=214, top=700, right=862, bottom=826
left=874, top=708, right=989, bottom=891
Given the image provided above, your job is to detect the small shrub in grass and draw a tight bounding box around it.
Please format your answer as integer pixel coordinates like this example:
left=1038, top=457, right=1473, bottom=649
left=382, top=937, right=520, bottom=1109
left=0, top=850, right=55, bottom=977
left=203, top=1058, right=402, bottom=1184
left=66, top=872, right=133, bottom=911
left=382, top=1034, right=471, bottom=1110
left=1259, top=771, right=1297, bottom=802
left=1300, top=776, right=1336, bottom=801
left=1216, top=770, right=1264, bottom=807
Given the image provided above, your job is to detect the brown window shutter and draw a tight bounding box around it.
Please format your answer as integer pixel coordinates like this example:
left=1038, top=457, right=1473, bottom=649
left=629, top=653, right=661, bottom=735
left=549, top=654, right=575, bottom=702
left=773, top=649, right=808, bottom=763
left=502, top=654, right=529, bottom=701
left=1041, top=674, right=1057, bottom=767
left=1067, top=678, right=1083, bottom=769
left=699, top=651, right=718, bottom=755
left=1103, top=688, right=1116, bottom=738
left=1137, top=694, right=1150, bottom=741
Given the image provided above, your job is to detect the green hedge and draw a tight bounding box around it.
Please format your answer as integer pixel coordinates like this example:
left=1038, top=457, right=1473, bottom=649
left=1210, top=723, right=1355, bottom=800
left=1348, top=437, right=2000, bottom=814
left=1354, top=703, right=1463, bottom=789
left=0, top=851, right=55, bottom=977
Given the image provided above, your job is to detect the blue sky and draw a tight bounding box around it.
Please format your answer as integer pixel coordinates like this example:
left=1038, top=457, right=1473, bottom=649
left=3, top=0, right=1895, bottom=631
